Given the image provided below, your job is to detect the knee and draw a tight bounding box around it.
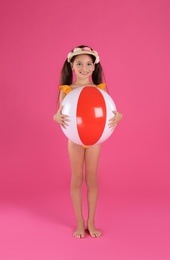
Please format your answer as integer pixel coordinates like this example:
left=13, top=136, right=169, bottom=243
left=85, top=175, right=97, bottom=189
left=71, top=174, right=83, bottom=188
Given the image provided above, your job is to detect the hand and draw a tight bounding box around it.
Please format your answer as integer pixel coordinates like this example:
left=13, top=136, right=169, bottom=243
left=108, top=111, right=123, bottom=129
left=53, top=106, right=69, bottom=129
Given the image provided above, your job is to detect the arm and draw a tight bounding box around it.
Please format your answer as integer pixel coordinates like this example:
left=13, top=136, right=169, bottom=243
left=53, top=90, right=69, bottom=129
left=108, top=111, right=123, bottom=129
left=104, top=86, right=123, bottom=129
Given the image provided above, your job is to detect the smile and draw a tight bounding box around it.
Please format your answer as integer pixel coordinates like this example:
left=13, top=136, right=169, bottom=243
left=80, top=72, right=89, bottom=75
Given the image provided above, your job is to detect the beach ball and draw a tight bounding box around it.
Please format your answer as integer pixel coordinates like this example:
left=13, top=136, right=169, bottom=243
left=61, top=86, right=116, bottom=146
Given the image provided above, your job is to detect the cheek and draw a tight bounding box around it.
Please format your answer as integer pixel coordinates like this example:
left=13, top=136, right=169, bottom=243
left=73, top=66, right=79, bottom=73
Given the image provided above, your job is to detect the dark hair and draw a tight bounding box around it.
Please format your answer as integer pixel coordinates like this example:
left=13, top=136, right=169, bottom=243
left=59, top=45, right=105, bottom=85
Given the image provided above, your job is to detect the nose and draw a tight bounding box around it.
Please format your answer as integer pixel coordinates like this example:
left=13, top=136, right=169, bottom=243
left=82, top=64, right=88, bottom=70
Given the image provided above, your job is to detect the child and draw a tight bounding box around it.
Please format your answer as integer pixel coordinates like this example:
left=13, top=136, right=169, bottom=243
left=54, top=45, right=122, bottom=238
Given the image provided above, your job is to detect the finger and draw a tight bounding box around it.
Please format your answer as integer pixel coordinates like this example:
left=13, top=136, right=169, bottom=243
left=62, top=115, right=70, bottom=120
left=112, top=110, right=117, bottom=115
left=108, top=119, right=117, bottom=124
left=61, top=117, right=70, bottom=124
left=109, top=118, right=115, bottom=122
left=61, top=123, right=69, bottom=129
left=111, top=126, right=116, bottom=130
left=61, top=120, right=70, bottom=127
left=108, top=121, right=117, bottom=127
left=63, top=122, right=69, bottom=126
left=60, top=120, right=67, bottom=128
left=61, top=113, right=69, bottom=118
left=109, top=115, right=117, bottom=122
left=108, top=124, right=116, bottom=129
left=61, top=124, right=66, bottom=129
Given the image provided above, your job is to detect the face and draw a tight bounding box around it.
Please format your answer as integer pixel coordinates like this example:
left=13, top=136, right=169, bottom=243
left=71, top=54, right=95, bottom=80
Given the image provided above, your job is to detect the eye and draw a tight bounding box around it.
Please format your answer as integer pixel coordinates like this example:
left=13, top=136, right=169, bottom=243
left=76, top=62, right=82, bottom=66
left=87, top=62, right=93, bottom=66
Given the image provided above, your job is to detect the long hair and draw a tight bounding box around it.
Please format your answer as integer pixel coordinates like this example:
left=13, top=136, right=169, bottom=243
left=59, top=45, right=105, bottom=85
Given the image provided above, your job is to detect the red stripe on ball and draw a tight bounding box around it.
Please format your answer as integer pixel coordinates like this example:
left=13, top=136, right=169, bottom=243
left=76, top=87, right=106, bottom=145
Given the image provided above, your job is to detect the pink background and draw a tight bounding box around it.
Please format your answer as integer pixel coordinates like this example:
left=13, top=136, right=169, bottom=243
left=0, top=0, right=170, bottom=259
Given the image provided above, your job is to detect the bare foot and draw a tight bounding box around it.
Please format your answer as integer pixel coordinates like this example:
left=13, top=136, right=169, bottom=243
left=73, top=222, right=85, bottom=239
left=87, top=223, right=102, bottom=238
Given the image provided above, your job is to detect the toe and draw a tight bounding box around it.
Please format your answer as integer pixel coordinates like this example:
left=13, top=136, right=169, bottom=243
left=88, top=229, right=102, bottom=238
left=73, top=231, right=85, bottom=239
left=96, top=232, right=102, bottom=237
left=90, top=232, right=96, bottom=238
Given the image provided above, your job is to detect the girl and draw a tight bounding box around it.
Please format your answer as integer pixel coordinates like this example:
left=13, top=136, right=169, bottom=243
left=54, top=45, right=122, bottom=238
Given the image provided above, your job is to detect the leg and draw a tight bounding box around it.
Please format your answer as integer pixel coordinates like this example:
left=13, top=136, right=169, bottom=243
left=85, top=144, right=102, bottom=238
left=68, top=140, right=85, bottom=238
